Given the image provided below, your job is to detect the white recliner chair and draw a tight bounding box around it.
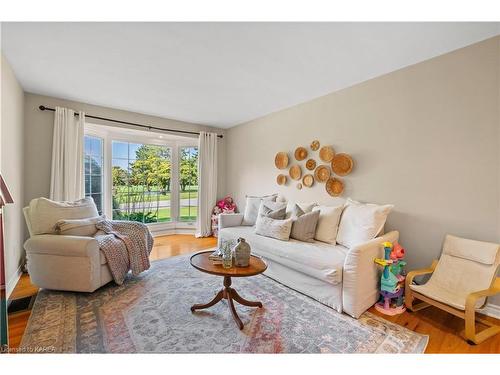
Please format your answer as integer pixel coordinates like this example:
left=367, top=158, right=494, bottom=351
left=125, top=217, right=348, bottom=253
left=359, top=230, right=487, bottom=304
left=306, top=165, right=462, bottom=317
left=23, top=197, right=113, bottom=292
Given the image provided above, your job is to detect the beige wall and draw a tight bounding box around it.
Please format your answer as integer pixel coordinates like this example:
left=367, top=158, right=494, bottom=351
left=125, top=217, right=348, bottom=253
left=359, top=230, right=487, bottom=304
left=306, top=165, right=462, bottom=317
left=23, top=92, right=226, bottom=214
left=226, top=37, right=500, bottom=289
left=1, top=53, right=25, bottom=296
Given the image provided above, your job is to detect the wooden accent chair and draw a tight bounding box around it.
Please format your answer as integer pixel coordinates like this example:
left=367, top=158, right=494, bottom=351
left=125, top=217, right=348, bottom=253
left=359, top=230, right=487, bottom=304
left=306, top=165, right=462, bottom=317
left=405, top=234, right=500, bottom=345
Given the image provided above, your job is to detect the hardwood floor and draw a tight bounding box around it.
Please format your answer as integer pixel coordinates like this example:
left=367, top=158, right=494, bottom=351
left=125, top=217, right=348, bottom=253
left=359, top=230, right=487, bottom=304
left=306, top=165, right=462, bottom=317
left=7, top=233, right=500, bottom=353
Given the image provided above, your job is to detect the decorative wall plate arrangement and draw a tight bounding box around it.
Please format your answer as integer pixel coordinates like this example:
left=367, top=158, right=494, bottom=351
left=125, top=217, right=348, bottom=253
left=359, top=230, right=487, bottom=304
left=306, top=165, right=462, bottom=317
left=276, top=174, right=288, bottom=185
left=319, top=146, right=335, bottom=162
left=302, top=174, right=314, bottom=187
left=306, top=159, right=316, bottom=170
left=294, top=147, right=308, bottom=161
left=331, top=153, right=354, bottom=176
left=325, top=177, right=344, bottom=197
left=275, top=152, right=289, bottom=169
left=314, top=165, right=331, bottom=183
left=274, top=141, right=354, bottom=196
left=289, top=165, right=302, bottom=180
left=310, top=140, right=320, bottom=151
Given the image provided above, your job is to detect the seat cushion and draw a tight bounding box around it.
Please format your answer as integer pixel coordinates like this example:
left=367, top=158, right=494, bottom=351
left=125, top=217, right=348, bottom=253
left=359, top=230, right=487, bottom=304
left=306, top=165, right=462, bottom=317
left=409, top=283, right=485, bottom=310
left=219, top=226, right=348, bottom=285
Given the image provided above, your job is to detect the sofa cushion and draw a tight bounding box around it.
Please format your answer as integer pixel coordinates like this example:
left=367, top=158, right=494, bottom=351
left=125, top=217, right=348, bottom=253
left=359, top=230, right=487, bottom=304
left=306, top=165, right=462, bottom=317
left=242, top=194, right=277, bottom=226
left=257, top=201, right=287, bottom=220
left=219, top=226, right=348, bottom=285
left=28, top=197, right=99, bottom=235
left=285, top=201, right=317, bottom=219
left=255, top=216, right=293, bottom=241
left=336, top=198, right=393, bottom=248
left=313, top=204, right=344, bottom=244
left=290, top=210, right=320, bottom=242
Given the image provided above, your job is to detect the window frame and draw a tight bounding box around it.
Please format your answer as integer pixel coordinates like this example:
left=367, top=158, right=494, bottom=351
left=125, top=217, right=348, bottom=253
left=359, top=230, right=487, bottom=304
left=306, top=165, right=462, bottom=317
left=178, top=145, right=199, bottom=222
left=84, top=123, right=198, bottom=233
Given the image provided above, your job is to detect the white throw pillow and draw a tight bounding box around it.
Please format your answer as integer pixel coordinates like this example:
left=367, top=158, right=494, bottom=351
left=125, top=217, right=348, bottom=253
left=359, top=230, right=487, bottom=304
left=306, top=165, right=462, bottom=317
left=257, top=201, right=287, bottom=220
left=55, top=215, right=105, bottom=237
left=285, top=201, right=318, bottom=219
left=313, top=204, right=344, bottom=244
left=28, top=197, right=99, bottom=235
left=336, top=198, right=394, bottom=248
left=242, top=194, right=277, bottom=226
left=255, top=216, right=293, bottom=241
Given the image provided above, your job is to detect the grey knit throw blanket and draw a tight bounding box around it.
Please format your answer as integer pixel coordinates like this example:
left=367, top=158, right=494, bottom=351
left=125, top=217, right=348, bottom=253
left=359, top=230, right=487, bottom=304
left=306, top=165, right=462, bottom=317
left=94, top=220, right=153, bottom=285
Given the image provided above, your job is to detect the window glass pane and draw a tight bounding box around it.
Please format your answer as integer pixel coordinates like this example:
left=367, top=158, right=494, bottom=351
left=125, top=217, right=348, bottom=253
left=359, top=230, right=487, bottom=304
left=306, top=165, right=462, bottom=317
left=84, top=135, right=103, bottom=214
left=112, top=142, right=171, bottom=223
left=179, top=146, right=198, bottom=222
left=112, top=141, right=128, bottom=159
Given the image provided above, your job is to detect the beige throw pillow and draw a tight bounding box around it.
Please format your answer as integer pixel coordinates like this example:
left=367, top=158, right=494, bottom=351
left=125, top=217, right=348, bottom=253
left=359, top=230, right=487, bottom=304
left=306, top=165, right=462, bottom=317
left=257, top=201, right=286, bottom=220
left=290, top=210, right=320, bottom=242
left=313, top=205, right=344, bottom=244
left=242, top=194, right=278, bottom=226
left=55, top=215, right=105, bottom=237
left=255, top=216, right=293, bottom=241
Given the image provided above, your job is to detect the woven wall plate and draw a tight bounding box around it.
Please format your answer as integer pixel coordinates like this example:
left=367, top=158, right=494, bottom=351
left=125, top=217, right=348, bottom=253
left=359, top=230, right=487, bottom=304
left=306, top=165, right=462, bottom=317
left=275, top=152, right=289, bottom=169
left=314, top=165, right=331, bottom=183
left=325, top=177, right=344, bottom=197
left=289, top=165, right=302, bottom=180
left=331, top=153, right=354, bottom=176
left=294, top=147, right=308, bottom=161
left=319, top=146, right=335, bottom=162
left=302, top=174, right=314, bottom=187
left=297, top=183, right=303, bottom=190
left=305, top=159, right=316, bottom=170
left=276, top=174, right=287, bottom=185
left=310, top=140, right=320, bottom=151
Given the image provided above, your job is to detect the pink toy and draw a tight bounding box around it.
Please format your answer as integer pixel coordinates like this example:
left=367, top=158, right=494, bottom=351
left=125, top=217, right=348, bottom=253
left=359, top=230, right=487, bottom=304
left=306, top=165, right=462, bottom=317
left=390, top=241, right=405, bottom=260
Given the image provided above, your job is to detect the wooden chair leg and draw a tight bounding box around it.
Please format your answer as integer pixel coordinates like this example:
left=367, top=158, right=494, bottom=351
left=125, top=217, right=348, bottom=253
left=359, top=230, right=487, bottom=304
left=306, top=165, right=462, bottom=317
left=405, top=286, right=430, bottom=312
left=464, top=299, right=500, bottom=345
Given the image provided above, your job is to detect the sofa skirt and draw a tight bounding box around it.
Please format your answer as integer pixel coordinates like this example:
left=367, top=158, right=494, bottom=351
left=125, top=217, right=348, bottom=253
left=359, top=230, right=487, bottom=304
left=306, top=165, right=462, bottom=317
left=262, top=258, right=343, bottom=313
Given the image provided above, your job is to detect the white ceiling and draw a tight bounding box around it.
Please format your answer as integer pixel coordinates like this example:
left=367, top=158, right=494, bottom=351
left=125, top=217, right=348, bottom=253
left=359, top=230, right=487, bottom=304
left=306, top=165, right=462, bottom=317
left=2, top=22, right=499, bottom=128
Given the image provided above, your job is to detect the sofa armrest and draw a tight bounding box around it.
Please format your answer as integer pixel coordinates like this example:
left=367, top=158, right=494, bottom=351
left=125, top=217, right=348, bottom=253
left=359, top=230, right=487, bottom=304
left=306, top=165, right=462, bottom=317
left=24, top=234, right=99, bottom=258
left=342, top=230, right=400, bottom=318
left=218, top=213, right=244, bottom=230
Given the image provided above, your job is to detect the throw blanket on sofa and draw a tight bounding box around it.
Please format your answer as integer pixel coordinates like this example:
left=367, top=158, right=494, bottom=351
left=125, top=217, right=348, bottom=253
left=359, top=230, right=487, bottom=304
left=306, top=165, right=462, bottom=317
left=94, top=220, right=153, bottom=285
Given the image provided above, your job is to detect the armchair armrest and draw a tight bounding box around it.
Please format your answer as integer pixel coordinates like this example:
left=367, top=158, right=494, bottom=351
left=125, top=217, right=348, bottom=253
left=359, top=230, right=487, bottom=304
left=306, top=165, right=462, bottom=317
left=24, top=234, right=99, bottom=258
left=342, top=230, right=399, bottom=318
left=466, top=277, right=500, bottom=310
left=405, top=260, right=438, bottom=288
left=218, top=213, right=244, bottom=230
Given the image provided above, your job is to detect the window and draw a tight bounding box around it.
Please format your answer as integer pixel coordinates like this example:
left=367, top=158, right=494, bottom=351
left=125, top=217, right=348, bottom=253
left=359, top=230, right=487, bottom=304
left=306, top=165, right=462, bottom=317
left=84, top=135, right=104, bottom=214
left=111, top=141, right=172, bottom=224
left=179, top=146, right=198, bottom=221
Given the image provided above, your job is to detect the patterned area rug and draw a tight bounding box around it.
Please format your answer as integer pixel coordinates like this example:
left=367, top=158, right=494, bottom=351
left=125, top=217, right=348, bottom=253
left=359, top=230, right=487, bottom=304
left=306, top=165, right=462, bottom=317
left=21, top=254, right=428, bottom=353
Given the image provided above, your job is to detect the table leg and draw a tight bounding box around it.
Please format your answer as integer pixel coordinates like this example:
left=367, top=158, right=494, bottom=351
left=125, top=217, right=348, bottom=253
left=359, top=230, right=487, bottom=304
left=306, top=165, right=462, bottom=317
left=230, top=288, right=263, bottom=308
left=191, top=289, right=224, bottom=312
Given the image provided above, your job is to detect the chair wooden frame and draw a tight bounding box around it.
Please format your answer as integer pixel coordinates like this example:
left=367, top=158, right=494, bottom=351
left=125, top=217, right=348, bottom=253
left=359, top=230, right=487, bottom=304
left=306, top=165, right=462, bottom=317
left=405, top=260, right=500, bottom=345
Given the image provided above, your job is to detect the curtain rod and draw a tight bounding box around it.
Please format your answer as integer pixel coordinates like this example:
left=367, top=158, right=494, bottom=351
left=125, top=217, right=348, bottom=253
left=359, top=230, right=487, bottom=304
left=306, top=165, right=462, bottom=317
left=38, top=105, right=223, bottom=139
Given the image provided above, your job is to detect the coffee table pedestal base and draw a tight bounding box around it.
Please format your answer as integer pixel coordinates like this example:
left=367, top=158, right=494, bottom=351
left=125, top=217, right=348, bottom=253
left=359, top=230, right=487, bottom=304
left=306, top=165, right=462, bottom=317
left=191, top=276, right=262, bottom=330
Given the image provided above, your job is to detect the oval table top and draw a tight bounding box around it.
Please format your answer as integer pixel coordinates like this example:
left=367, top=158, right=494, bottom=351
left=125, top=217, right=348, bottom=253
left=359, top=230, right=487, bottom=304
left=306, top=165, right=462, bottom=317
left=190, top=250, right=267, bottom=277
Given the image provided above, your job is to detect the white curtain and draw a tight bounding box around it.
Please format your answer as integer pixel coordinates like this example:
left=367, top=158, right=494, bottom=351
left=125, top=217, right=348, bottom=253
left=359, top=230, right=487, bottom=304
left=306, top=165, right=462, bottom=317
left=49, top=107, right=85, bottom=202
left=196, top=131, right=218, bottom=237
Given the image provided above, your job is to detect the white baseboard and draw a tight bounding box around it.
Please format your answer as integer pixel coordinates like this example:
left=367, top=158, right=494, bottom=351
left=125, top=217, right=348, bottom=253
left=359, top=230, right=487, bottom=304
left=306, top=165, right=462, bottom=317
left=479, top=303, right=500, bottom=319
left=150, top=227, right=196, bottom=237
left=6, top=264, right=23, bottom=300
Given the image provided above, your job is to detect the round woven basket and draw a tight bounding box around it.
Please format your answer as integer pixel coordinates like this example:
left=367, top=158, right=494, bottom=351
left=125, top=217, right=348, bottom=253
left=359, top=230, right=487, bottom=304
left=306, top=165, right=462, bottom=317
left=331, top=153, right=353, bottom=176
left=294, top=147, right=308, bottom=161
left=314, top=165, right=331, bottom=183
left=310, top=140, right=320, bottom=151
left=276, top=174, right=287, bottom=185
left=275, top=152, right=289, bottom=169
left=319, top=146, right=335, bottom=162
left=306, top=159, right=317, bottom=170
left=296, top=183, right=303, bottom=190
left=289, top=165, right=302, bottom=180
left=325, top=177, right=344, bottom=197
left=302, top=174, right=314, bottom=187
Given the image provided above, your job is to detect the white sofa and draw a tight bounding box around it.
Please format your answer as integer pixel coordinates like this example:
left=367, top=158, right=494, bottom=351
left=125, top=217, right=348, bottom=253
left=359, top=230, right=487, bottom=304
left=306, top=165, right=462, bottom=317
left=218, top=213, right=399, bottom=318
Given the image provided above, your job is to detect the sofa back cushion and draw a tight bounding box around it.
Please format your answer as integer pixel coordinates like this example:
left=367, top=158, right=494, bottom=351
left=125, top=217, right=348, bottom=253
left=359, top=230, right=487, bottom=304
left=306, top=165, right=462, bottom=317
left=257, top=201, right=287, bottom=220
left=242, top=194, right=277, bottom=226
left=313, top=204, right=344, bottom=245
left=285, top=201, right=318, bottom=219
left=336, top=198, right=393, bottom=248
left=290, top=210, right=320, bottom=242
left=28, top=197, right=99, bottom=235
left=255, top=216, right=293, bottom=241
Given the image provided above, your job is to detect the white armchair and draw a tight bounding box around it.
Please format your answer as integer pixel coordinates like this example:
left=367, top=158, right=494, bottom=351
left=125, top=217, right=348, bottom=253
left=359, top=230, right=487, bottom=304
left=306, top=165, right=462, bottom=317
left=23, top=198, right=113, bottom=292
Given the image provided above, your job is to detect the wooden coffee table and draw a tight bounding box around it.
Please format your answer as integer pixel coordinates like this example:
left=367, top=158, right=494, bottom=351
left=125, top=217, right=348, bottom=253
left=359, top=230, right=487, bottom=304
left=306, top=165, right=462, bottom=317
left=190, top=250, right=267, bottom=330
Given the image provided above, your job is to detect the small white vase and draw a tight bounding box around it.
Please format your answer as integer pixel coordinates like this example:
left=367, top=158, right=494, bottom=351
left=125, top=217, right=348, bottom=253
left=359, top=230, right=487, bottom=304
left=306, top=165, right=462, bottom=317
left=233, top=237, right=251, bottom=267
